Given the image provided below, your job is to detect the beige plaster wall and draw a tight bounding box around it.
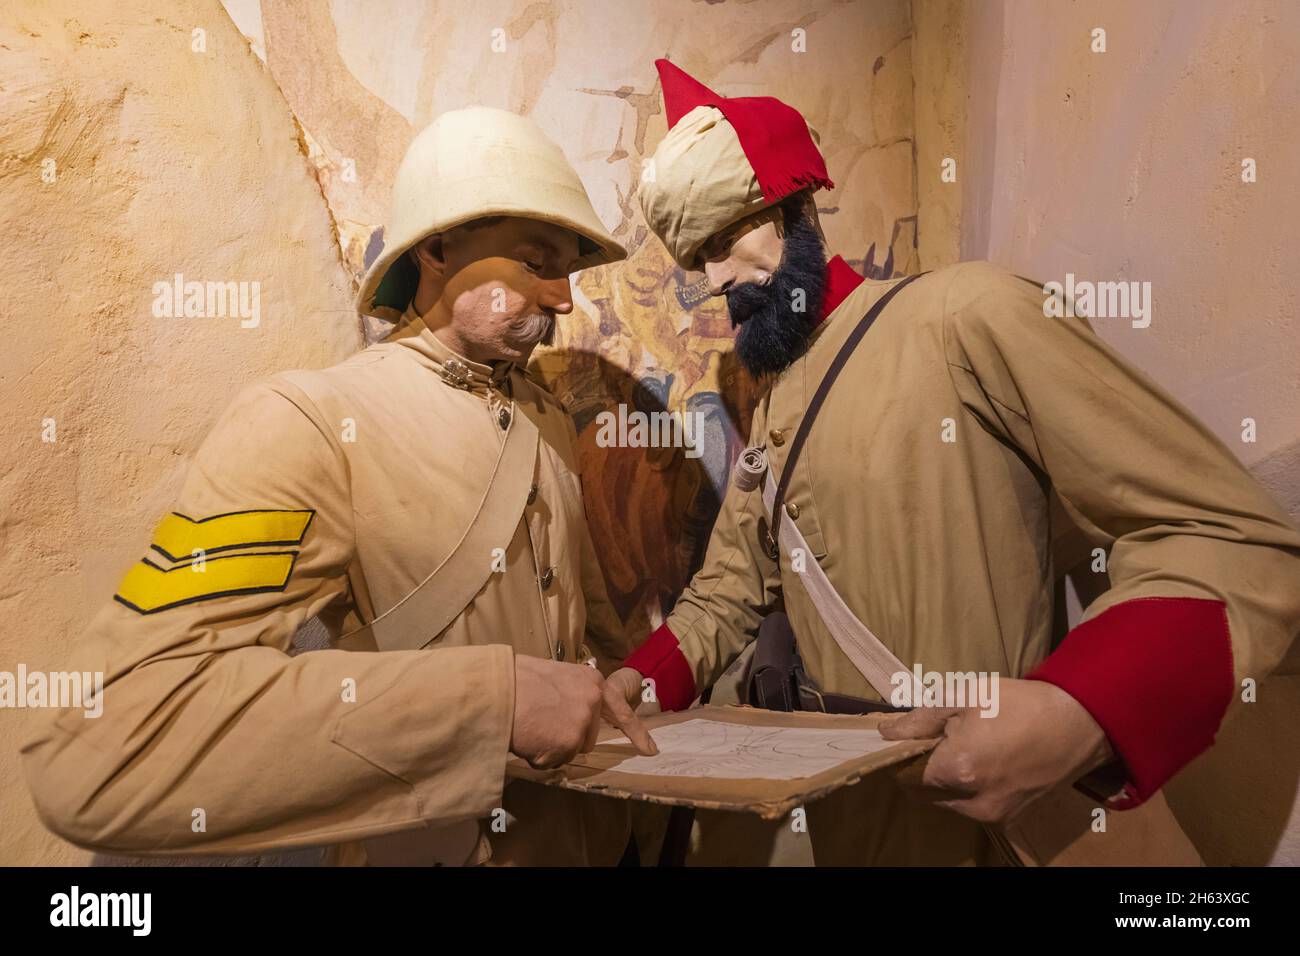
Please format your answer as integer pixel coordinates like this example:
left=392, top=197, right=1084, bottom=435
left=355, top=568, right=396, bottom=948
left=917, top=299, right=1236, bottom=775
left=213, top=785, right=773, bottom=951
left=911, top=0, right=966, bottom=270
left=923, top=0, right=1300, bottom=864
left=0, top=0, right=360, bottom=865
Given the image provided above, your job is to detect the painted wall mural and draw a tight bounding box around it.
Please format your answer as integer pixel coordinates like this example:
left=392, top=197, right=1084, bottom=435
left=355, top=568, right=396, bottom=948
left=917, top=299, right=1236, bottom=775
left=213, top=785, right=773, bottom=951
left=221, top=0, right=920, bottom=639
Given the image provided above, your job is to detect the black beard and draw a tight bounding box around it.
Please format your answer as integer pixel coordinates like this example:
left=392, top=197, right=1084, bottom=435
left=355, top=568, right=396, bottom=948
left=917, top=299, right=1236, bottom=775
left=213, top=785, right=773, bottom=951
left=724, top=202, right=827, bottom=379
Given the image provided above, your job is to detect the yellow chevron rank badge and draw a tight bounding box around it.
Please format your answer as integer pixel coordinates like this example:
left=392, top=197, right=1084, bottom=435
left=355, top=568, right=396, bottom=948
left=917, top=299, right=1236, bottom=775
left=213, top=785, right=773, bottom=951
left=114, top=509, right=314, bottom=614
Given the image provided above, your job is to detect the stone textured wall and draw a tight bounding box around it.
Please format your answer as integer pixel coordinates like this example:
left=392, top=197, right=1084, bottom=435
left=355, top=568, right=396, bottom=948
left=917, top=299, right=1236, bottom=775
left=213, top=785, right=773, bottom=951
left=0, top=0, right=361, bottom=865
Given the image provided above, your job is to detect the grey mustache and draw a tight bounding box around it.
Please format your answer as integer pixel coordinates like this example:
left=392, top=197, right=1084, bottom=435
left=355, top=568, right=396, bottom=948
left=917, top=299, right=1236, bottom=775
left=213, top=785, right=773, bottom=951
left=509, top=312, right=557, bottom=346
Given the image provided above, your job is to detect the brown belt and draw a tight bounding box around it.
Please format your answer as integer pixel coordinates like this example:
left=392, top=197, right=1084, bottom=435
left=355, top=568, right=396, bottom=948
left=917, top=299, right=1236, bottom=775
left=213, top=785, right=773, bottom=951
left=746, top=611, right=911, bottom=716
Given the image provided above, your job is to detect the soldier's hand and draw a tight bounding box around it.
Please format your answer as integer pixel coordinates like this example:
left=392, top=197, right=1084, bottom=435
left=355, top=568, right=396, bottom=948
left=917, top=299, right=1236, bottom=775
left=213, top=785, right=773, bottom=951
left=510, top=657, right=657, bottom=768
left=601, top=668, right=658, bottom=756
left=511, top=656, right=606, bottom=769
left=605, top=667, right=644, bottom=710
left=877, top=677, right=1114, bottom=824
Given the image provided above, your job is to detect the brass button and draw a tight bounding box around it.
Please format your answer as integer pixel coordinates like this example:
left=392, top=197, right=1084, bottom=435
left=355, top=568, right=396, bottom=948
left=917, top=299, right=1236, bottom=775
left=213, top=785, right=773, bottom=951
left=785, top=502, right=800, bottom=519
left=540, top=566, right=555, bottom=591
left=498, top=407, right=511, bottom=430
left=526, top=484, right=538, bottom=505
left=768, top=428, right=786, bottom=447
left=555, top=641, right=566, bottom=662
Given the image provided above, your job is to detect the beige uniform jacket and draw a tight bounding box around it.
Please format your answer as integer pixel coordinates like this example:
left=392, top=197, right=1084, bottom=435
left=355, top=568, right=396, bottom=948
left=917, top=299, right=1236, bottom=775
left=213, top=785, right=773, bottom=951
left=628, top=260, right=1300, bottom=864
left=21, top=306, right=631, bottom=865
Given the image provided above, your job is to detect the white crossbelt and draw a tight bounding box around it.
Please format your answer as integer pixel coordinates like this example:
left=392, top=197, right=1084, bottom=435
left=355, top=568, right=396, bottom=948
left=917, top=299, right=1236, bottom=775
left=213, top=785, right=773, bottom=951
left=762, top=468, right=923, bottom=707
left=759, top=457, right=1048, bottom=866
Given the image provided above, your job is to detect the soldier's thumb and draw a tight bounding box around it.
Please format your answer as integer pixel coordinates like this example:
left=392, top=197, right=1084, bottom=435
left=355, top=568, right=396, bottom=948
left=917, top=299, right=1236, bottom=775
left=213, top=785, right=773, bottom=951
left=878, top=707, right=959, bottom=741
left=604, top=690, right=658, bottom=756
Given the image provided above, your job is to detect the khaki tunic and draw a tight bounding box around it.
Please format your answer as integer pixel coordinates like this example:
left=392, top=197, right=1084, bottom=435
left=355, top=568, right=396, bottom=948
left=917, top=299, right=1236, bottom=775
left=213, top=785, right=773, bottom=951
left=651, top=260, right=1300, bottom=864
left=20, top=306, right=631, bottom=865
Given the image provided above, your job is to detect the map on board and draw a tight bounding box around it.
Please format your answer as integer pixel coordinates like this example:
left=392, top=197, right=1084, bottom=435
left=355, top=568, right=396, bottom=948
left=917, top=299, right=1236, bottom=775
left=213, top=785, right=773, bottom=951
left=602, top=717, right=899, bottom=781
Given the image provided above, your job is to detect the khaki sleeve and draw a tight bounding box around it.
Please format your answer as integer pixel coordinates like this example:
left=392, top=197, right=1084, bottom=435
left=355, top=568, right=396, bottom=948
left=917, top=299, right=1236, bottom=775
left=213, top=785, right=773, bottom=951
left=942, top=260, right=1300, bottom=806
left=625, top=404, right=783, bottom=710
left=20, top=381, right=515, bottom=855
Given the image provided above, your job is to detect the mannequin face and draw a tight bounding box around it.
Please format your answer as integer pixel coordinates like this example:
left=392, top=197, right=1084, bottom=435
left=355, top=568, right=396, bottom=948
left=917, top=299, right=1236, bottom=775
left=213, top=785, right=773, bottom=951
left=694, top=194, right=829, bottom=379
left=412, top=216, right=580, bottom=366
left=697, top=204, right=786, bottom=297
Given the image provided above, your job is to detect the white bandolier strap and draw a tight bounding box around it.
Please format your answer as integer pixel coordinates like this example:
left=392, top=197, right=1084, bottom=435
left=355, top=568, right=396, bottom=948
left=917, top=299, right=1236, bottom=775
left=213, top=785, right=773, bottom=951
left=762, top=467, right=923, bottom=707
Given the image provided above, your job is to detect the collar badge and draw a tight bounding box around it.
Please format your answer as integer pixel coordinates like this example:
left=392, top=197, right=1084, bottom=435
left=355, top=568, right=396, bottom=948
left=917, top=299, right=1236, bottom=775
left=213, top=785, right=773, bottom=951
left=440, top=358, right=474, bottom=391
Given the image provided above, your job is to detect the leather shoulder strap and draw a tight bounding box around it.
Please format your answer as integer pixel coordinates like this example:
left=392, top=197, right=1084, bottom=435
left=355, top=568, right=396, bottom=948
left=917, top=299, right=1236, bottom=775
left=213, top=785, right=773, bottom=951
left=765, top=272, right=927, bottom=558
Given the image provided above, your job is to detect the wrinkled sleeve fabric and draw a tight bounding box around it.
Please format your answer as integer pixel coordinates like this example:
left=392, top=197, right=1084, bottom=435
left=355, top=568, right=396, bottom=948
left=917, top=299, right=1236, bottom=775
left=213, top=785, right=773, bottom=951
left=624, top=405, right=783, bottom=710
left=21, top=380, right=515, bottom=855
left=941, top=261, right=1300, bottom=808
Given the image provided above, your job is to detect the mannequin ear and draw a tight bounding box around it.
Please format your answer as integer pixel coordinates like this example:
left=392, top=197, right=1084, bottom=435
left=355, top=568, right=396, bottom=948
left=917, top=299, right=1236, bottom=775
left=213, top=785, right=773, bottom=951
left=410, top=233, right=447, bottom=281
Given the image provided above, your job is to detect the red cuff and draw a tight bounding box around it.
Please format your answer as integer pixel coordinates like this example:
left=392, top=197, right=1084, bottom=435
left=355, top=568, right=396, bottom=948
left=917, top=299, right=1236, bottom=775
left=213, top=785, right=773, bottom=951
left=1028, top=596, right=1234, bottom=809
left=624, top=623, right=697, bottom=712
